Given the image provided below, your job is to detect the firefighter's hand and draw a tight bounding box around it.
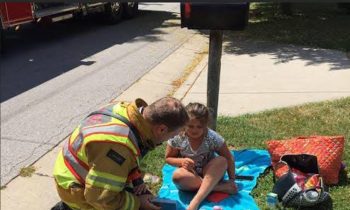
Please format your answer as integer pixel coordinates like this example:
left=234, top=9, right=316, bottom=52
left=134, top=183, right=148, bottom=195
left=139, top=194, right=161, bottom=210
left=181, top=158, right=195, bottom=171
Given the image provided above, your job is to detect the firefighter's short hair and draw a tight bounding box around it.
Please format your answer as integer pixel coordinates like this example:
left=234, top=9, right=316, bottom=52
left=146, top=97, right=189, bottom=132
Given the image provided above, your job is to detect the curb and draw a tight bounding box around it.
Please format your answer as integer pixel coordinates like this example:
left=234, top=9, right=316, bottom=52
left=0, top=32, right=209, bottom=210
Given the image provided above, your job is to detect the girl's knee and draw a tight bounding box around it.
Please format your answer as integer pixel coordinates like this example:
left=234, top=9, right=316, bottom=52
left=172, top=168, right=186, bottom=183
left=215, top=156, right=228, bottom=168
left=172, top=174, right=181, bottom=184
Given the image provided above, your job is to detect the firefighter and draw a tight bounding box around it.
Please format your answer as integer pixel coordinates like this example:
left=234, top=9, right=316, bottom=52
left=52, top=97, right=189, bottom=210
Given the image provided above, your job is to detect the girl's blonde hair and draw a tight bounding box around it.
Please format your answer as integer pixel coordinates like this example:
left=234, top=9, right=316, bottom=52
left=185, top=102, right=210, bottom=125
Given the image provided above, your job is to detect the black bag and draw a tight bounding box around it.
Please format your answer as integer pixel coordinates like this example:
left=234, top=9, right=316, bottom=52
left=51, top=201, right=72, bottom=210
left=272, top=154, right=331, bottom=208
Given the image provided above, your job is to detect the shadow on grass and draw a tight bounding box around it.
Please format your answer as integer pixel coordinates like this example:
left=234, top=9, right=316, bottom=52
left=336, top=167, right=349, bottom=186
left=224, top=3, right=350, bottom=71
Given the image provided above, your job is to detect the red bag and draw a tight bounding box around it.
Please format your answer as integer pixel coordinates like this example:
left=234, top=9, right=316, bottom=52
left=266, top=136, right=345, bottom=185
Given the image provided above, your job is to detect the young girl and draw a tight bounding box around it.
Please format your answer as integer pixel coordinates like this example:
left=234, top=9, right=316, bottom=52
left=165, top=102, right=237, bottom=210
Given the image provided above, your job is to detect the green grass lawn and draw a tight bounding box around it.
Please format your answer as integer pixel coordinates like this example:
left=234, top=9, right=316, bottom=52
left=141, top=97, right=350, bottom=209
left=227, top=3, right=350, bottom=52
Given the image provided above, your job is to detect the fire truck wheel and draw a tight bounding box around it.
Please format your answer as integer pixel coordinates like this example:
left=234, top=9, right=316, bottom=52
left=105, top=2, right=123, bottom=24
left=123, top=2, right=138, bottom=19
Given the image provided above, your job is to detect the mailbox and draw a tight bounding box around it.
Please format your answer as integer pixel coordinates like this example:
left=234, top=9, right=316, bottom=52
left=181, top=3, right=249, bottom=30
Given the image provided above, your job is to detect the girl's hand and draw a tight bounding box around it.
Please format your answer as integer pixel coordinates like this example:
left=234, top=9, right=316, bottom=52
left=134, top=183, right=148, bottom=195
left=181, top=158, right=195, bottom=171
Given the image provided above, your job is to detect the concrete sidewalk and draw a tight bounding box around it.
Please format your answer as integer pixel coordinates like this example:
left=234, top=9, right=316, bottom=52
left=1, top=35, right=350, bottom=210
left=175, top=39, right=350, bottom=116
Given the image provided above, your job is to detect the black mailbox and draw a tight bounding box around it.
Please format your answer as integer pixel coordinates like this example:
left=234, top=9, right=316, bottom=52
left=181, top=3, right=249, bottom=30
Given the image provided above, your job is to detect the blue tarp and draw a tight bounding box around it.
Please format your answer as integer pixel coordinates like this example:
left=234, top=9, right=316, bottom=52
left=158, top=149, right=271, bottom=210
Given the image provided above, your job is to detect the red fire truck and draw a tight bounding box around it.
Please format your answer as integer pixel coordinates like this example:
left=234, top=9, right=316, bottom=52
left=0, top=2, right=138, bottom=52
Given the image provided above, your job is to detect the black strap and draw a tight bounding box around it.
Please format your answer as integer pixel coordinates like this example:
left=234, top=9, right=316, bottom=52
left=235, top=175, right=254, bottom=181
left=87, top=111, right=145, bottom=155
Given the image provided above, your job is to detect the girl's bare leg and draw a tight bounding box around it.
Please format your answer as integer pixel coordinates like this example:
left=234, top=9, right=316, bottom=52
left=187, top=156, right=228, bottom=210
left=172, top=168, right=202, bottom=191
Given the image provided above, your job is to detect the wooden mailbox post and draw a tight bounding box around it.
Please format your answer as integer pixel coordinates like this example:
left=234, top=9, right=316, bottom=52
left=181, top=3, right=249, bottom=130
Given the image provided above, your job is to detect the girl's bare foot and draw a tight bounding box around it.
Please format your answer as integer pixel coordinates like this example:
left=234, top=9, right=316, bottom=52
left=214, top=180, right=238, bottom=194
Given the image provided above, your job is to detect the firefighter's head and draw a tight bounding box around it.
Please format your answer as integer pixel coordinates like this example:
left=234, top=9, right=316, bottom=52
left=143, top=97, right=189, bottom=146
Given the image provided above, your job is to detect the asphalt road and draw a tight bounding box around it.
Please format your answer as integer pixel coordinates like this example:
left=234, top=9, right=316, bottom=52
left=0, top=3, right=195, bottom=185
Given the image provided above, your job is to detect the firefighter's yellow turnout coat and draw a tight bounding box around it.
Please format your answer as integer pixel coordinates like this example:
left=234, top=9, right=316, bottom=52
left=53, top=99, right=156, bottom=210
